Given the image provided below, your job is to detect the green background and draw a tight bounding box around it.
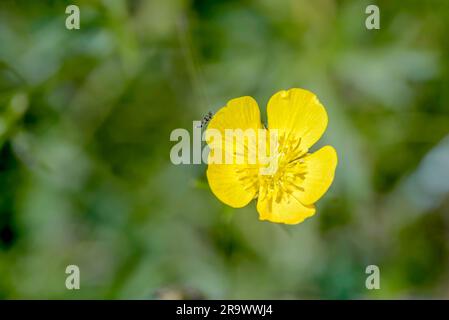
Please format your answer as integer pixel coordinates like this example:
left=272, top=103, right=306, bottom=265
left=1, top=0, right=449, bottom=299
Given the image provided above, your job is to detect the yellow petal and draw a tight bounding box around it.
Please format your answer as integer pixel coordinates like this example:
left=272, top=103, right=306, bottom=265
left=206, top=96, right=263, bottom=134
left=296, top=145, right=338, bottom=205
left=206, top=96, right=263, bottom=161
left=207, top=163, right=258, bottom=208
left=256, top=191, right=316, bottom=225
left=267, top=88, right=328, bottom=150
left=206, top=96, right=263, bottom=208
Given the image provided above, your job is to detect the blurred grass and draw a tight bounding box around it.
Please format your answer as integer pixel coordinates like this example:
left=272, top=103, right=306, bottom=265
left=1, top=0, right=449, bottom=299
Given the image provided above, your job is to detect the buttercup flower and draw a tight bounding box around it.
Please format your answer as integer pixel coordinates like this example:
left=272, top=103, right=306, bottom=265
left=205, top=88, right=337, bottom=225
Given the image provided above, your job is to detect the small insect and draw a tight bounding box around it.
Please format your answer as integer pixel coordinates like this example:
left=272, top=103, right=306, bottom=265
left=197, top=111, right=213, bottom=128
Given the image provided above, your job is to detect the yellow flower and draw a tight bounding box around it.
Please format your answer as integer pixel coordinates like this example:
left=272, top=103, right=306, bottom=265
left=205, top=88, right=337, bottom=225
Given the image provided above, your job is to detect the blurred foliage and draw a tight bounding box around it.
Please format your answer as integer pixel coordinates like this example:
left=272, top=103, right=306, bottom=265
left=1, top=0, right=449, bottom=299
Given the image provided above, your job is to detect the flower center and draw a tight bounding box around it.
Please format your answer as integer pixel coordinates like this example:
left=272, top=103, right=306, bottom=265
left=258, top=132, right=307, bottom=203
